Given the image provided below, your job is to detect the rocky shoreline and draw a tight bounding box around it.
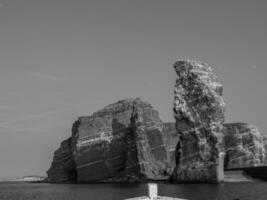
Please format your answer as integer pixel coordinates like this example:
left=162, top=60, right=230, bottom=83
left=46, top=60, right=267, bottom=183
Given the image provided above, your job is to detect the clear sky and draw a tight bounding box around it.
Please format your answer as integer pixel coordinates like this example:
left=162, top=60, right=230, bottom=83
left=0, top=0, right=266, bottom=180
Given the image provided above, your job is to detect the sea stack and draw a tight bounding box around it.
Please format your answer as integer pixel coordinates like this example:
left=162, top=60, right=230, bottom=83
left=172, top=60, right=225, bottom=183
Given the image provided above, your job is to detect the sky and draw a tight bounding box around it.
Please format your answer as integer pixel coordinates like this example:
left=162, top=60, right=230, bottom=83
left=0, top=0, right=267, bottom=180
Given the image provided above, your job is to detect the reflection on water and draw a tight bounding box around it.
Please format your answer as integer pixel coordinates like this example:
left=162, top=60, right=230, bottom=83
left=0, top=182, right=267, bottom=200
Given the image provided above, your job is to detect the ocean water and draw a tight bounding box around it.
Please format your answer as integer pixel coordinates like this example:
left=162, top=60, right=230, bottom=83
left=0, top=182, right=267, bottom=200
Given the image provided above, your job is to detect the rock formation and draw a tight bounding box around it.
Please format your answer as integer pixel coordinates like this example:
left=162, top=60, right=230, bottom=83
left=172, top=60, right=225, bottom=183
left=47, top=59, right=267, bottom=183
left=47, top=98, right=177, bottom=182
left=162, top=122, right=179, bottom=174
left=224, top=123, right=266, bottom=169
left=46, top=137, right=76, bottom=182
left=264, top=136, right=267, bottom=164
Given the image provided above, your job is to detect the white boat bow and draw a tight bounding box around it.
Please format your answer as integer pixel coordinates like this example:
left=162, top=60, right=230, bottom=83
left=124, top=184, right=187, bottom=200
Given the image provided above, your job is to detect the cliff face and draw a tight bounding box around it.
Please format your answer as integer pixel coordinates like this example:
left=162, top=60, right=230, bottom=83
left=162, top=122, right=179, bottom=174
left=47, top=98, right=175, bottom=182
left=172, top=60, right=225, bottom=183
left=46, top=137, right=76, bottom=182
left=224, top=123, right=266, bottom=169
left=264, top=136, right=267, bottom=164
left=75, top=98, right=170, bottom=182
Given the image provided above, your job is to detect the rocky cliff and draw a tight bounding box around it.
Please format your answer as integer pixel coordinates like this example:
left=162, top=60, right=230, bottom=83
left=162, top=122, right=179, bottom=174
left=47, top=98, right=177, bottom=182
left=264, top=136, right=267, bottom=164
left=224, top=123, right=266, bottom=169
left=172, top=60, right=225, bottom=183
left=46, top=137, right=76, bottom=182
left=47, top=59, right=267, bottom=183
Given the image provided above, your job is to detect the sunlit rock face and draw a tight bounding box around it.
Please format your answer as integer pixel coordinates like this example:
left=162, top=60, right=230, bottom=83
left=172, top=60, right=225, bottom=183
left=46, top=137, right=77, bottom=182
left=264, top=136, right=267, bottom=164
left=74, top=98, right=170, bottom=182
left=224, top=123, right=266, bottom=169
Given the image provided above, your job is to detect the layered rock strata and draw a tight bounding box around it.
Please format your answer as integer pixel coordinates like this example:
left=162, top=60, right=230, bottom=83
left=75, top=98, right=170, bottom=182
left=47, top=98, right=176, bottom=182
left=224, top=123, right=266, bottom=169
left=172, top=60, right=225, bottom=183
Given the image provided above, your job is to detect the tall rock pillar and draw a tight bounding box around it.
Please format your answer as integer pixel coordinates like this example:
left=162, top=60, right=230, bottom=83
left=172, top=60, right=225, bottom=182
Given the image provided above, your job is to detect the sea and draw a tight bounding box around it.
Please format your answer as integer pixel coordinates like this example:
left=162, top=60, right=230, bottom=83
left=0, top=181, right=267, bottom=200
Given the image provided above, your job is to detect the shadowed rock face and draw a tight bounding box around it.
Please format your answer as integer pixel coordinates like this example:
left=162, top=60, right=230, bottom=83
left=46, top=138, right=77, bottom=182
left=47, top=98, right=176, bottom=182
left=172, top=60, right=225, bottom=183
left=224, top=123, right=266, bottom=169
left=162, top=122, right=179, bottom=174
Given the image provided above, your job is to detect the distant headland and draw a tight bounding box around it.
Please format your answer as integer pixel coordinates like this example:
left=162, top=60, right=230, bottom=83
left=6, top=176, right=45, bottom=182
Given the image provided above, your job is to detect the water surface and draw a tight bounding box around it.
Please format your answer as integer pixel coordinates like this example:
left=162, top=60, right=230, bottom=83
left=0, top=182, right=267, bottom=200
